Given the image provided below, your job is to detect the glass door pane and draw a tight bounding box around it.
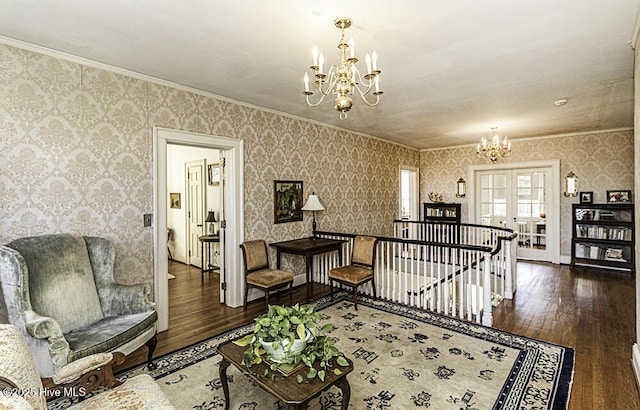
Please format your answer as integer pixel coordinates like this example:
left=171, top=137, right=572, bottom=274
left=515, top=171, right=547, bottom=253
left=479, top=173, right=508, bottom=228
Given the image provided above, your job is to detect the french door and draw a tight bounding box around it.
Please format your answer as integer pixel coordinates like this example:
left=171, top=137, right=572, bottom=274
left=473, top=161, right=560, bottom=263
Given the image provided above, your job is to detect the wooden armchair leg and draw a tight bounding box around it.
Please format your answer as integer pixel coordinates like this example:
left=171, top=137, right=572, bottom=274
left=146, top=334, right=157, bottom=370
left=353, top=286, right=359, bottom=310
left=288, top=282, right=293, bottom=305
left=330, top=279, right=335, bottom=301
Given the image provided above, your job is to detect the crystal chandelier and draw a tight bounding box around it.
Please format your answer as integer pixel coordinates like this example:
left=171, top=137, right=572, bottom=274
left=477, top=127, right=512, bottom=162
left=303, top=17, right=383, bottom=119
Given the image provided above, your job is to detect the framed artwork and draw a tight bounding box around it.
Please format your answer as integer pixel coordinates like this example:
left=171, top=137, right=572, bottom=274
left=606, top=190, right=631, bottom=203
left=274, top=180, right=303, bottom=224
left=579, top=192, right=593, bottom=204
left=170, top=193, right=181, bottom=209
left=208, top=163, right=220, bottom=186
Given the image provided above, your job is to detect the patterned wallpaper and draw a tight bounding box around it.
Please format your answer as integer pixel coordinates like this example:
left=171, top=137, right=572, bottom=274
left=0, top=43, right=418, bottom=288
left=0, top=41, right=634, bottom=293
left=419, top=130, right=635, bottom=257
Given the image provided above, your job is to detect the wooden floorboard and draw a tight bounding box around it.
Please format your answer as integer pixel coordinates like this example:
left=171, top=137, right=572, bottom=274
left=118, top=260, right=639, bottom=409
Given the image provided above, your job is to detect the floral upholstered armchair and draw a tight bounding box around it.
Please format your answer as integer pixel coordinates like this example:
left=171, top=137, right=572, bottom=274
left=0, top=234, right=157, bottom=378
left=0, top=324, right=175, bottom=409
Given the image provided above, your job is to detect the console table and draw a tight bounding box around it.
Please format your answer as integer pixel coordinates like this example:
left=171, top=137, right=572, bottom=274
left=217, top=338, right=352, bottom=409
left=270, top=238, right=344, bottom=301
left=198, top=235, right=219, bottom=278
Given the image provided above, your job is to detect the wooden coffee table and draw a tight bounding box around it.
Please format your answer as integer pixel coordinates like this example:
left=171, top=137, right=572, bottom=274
left=217, top=338, right=353, bottom=409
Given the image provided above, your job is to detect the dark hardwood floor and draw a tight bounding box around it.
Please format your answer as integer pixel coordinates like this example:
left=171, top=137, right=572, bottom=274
left=119, top=260, right=639, bottom=409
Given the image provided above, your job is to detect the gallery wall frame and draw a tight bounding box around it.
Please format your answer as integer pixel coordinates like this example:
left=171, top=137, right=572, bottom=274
left=579, top=192, right=593, bottom=204
left=274, top=180, right=303, bottom=224
left=606, top=190, right=632, bottom=203
left=208, top=163, right=220, bottom=186
left=170, top=192, right=181, bottom=209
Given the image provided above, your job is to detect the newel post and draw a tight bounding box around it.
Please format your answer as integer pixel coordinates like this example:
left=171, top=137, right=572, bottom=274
left=482, top=252, right=493, bottom=326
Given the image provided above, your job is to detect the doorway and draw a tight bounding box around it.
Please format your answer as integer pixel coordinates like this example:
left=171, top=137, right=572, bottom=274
left=153, top=128, right=244, bottom=332
left=469, top=160, right=560, bottom=263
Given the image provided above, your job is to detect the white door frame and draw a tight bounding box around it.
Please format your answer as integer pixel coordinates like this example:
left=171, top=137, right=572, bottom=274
left=468, top=160, right=560, bottom=264
left=153, top=127, right=244, bottom=332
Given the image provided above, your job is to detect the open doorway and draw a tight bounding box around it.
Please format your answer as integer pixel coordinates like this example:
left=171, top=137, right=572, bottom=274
left=153, top=128, right=244, bottom=332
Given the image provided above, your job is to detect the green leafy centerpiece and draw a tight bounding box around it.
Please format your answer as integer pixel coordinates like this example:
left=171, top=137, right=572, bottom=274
left=233, top=304, right=349, bottom=383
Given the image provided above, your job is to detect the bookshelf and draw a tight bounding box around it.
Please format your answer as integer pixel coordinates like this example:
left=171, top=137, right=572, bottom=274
left=571, top=203, right=634, bottom=273
left=423, top=203, right=461, bottom=224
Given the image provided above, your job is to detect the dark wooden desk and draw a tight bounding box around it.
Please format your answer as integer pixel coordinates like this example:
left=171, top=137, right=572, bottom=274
left=199, top=235, right=219, bottom=278
left=217, top=339, right=352, bottom=409
left=270, top=238, right=344, bottom=301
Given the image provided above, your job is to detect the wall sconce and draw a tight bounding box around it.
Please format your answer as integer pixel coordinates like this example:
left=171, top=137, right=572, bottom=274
left=455, top=178, right=466, bottom=198
left=564, top=172, right=578, bottom=197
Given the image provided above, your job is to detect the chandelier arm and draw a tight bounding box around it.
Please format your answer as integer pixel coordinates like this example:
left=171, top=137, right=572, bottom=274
left=305, top=93, right=327, bottom=107
left=358, top=92, right=381, bottom=107
left=315, top=66, right=338, bottom=96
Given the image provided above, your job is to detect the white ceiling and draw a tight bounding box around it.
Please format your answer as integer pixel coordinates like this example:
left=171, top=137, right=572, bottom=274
left=0, top=0, right=638, bottom=149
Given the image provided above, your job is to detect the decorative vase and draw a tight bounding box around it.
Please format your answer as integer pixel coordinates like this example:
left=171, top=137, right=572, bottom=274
left=259, top=331, right=312, bottom=363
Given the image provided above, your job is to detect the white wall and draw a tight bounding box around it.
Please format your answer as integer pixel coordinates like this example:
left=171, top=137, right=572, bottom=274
left=167, top=145, right=220, bottom=263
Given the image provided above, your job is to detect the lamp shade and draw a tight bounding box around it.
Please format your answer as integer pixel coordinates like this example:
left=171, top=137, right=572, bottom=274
left=301, top=194, right=325, bottom=212
left=205, top=211, right=217, bottom=222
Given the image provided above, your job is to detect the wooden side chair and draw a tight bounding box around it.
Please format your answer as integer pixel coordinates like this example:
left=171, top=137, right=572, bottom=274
left=240, top=240, right=294, bottom=310
left=328, top=235, right=378, bottom=310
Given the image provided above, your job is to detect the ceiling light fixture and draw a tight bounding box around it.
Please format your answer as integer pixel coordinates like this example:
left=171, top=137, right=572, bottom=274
left=303, top=17, right=383, bottom=119
left=477, top=127, right=512, bottom=163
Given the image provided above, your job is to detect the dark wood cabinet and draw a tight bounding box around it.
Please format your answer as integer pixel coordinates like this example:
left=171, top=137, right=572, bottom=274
left=571, top=203, right=634, bottom=273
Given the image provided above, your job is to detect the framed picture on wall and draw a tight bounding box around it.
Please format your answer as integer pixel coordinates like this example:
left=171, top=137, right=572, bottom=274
left=274, top=180, right=303, bottom=224
left=208, top=163, right=220, bottom=186
left=170, top=193, right=181, bottom=209
left=579, top=192, right=593, bottom=204
left=606, top=190, right=632, bottom=203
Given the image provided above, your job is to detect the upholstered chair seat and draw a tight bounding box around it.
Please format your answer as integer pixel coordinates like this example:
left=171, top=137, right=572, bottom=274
left=0, top=234, right=158, bottom=378
left=247, top=269, right=295, bottom=288
left=240, top=240, right=294, bottom=310
left=0, top=324, right=175, bottom=409
left=328, top=235, right=378, bottom=310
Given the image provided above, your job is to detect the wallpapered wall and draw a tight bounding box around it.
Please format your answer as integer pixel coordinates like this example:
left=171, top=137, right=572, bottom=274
left=0, top=43, right=419, bottom=287
left=633, top=34, right=640, bottom=350
left=419, top=129, right=635, bottom=257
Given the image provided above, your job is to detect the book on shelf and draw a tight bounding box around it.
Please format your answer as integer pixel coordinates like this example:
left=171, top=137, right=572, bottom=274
left=576, top=225, right=632, bottom=241
left=604, top=248, right=626, bottom=262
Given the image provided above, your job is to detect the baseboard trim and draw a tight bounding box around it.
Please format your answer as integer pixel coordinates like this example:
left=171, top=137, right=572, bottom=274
left=632, top=344, right=640, bottom=389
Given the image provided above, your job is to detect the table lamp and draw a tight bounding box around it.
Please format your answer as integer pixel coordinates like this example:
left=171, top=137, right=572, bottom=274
left=205, top=211, right=217, bottom=235
left=301, top=192, right=325, bottom=238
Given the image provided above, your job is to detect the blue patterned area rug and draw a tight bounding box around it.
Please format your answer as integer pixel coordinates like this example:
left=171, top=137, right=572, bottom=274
left=51, top=293, right=574, bottom=409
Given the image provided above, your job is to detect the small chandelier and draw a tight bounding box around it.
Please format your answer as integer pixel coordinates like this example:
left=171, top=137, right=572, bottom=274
left=303, top=17, right=383, bottom=119
left=477, top=127, right=512, bottom=162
